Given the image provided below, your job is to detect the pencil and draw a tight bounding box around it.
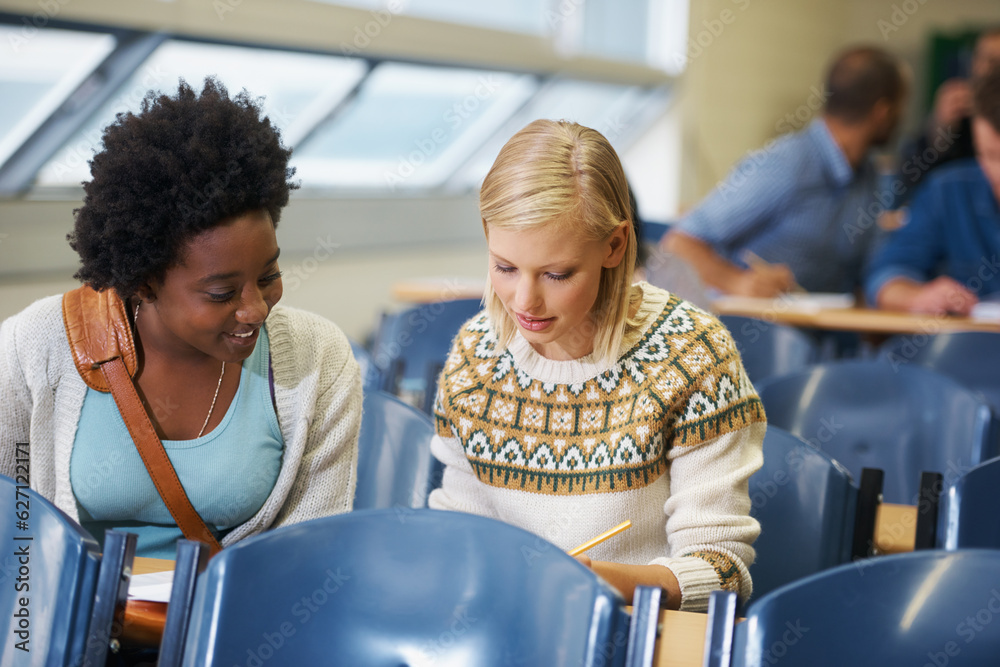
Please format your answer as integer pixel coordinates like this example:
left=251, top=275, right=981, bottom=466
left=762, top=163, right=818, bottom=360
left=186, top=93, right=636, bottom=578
left=567, top=520, right=633, bottom=557
left=742, top=250, right=806, bottom=293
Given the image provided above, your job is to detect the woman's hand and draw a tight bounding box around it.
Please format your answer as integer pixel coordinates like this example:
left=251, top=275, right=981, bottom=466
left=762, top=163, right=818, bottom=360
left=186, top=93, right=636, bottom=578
left=574, top=556, right=681, bottom=610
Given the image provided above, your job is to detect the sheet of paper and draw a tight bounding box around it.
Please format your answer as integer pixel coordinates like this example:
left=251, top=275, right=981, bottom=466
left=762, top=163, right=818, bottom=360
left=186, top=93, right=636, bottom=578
left=128, top=570, right=174, bottom=603
left=971, top=302, right=1000, bottom=321
left=714, top=292, right=855, bottom=314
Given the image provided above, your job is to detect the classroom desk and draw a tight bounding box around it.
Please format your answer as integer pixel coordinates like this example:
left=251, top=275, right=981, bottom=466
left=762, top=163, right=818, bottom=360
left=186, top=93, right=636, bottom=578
left=122, top=557, right=173, bottom=649
left=390, top=278, right=1000, bottom=336
left=390, top=276, right=485, bottom=303
left=710, top=295, right=1000, bottom=336
left=873, top=503, right=918, bottom=554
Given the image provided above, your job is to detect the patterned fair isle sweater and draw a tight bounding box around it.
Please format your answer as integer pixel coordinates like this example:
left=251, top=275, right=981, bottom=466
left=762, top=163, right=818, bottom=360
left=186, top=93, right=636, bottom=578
left=429, top=282, right=764, bottom=611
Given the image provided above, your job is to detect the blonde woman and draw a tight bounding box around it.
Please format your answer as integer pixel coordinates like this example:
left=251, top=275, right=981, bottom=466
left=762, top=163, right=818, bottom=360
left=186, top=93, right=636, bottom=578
left=429, top=119, right=764, bottom=612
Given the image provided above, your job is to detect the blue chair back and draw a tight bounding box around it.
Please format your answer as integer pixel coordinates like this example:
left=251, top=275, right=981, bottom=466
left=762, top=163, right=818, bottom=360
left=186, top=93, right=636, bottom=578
left=938, top=456, right=1000, bottom=549
left=370, top=298, right=482, bottom=411
left=0, top=473, right=101, bottom=665
left=880, top=331, right=1000, bottom=416
left=748, top=427, right=857, bottom=601
left=756, top=360, right=998, bottom=504
left=719, top=315, right=819, bottom=385
left=732, top=550, right=1000, bottom=665
left=349, top=338, right=381, bottom=391
left=182, top=509, right=638, bottom=666
left=354, top=390, right=439, bottom=510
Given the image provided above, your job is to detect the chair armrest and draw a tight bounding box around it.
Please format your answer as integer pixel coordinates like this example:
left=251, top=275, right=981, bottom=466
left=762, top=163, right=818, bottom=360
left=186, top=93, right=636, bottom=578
left=626, top=585, right=662, bottom=667
left=158, top=540, right=210, bottom=667
left=84, top=530, right=137, bottom=665
left=851, top=467, right=884, bottom=559
left=703, top=590, right=737, bottom=667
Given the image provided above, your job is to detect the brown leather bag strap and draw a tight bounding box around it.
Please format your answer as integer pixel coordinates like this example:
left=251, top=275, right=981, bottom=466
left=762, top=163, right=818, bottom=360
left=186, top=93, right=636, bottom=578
left=101, top=356, right=223, bottom=556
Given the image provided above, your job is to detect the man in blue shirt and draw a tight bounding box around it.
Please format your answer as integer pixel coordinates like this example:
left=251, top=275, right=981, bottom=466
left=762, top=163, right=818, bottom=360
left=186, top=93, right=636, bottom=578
left=662, top=47, right=907, bottom=297
left=866, top=67, right=1000, bottom=315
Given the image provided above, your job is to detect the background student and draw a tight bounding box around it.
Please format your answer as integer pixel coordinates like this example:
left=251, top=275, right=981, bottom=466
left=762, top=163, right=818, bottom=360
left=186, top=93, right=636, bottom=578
left=662, top=46, right=907, bottom=297
left=866, top=67, right=1000, bottom=315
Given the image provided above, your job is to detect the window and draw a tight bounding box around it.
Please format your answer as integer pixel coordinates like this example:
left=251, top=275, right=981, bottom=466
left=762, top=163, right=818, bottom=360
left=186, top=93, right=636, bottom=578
left=35, top=39, right=367, bottom=186
left=291, top=63, right=536, bottom=190
left=452, top=79, right=667, bottom=189
left=0, top=26, right=115, bottom=167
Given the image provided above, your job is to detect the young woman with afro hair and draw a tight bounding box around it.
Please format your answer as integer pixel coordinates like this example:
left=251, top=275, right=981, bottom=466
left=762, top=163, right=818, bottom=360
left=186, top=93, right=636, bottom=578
left=0, top=78, right=362, bottom=558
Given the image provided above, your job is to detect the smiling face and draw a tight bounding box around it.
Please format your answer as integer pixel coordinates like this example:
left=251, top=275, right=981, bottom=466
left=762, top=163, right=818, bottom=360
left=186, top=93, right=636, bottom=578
left=487, top=220, right=627, bottom=361
left=138, top=209, right=283, bottom=364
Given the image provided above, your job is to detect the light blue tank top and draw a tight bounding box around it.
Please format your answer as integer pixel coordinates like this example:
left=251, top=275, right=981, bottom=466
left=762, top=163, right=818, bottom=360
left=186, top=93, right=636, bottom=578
left=71, top=326, right=283, bottom=558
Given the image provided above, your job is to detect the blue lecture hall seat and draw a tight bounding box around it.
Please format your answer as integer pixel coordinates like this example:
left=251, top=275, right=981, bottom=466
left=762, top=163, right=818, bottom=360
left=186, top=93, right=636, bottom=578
left=756, top=360, right=999, bottom=504
left=370, top=297, right=483, bottom=412
left=747, top=426, right=858, bottom=601
left=707, top=550, right=1000, bottom=666
left=880, top=330, right=1000, bottom=416
left=938, top=455, right=1000, bottom=550
left=718, top=314, right=820, bottom=385
left=353, top=390, right=440, bottom=510
left=349, top=338, right=382, bottom=392
left=179, top=509, right=660, bottom=666
left=0, top=473, right=101, bottom=665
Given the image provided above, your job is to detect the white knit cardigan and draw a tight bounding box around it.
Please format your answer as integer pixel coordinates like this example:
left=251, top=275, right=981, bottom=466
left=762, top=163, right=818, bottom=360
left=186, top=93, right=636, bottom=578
left=0, top=295, right=361, bottom=546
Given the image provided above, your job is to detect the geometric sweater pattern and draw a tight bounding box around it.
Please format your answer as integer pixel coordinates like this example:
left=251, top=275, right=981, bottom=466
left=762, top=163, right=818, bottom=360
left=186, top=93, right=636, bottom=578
left=434, top=284, right=765, bottom=600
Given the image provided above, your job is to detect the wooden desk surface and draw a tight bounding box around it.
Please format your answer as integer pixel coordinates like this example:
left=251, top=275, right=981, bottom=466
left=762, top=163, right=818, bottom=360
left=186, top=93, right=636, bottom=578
left=873, top=503, right=918, bottom=554
left=711, top=296, right=1000, bottom=335
left=389, top=279, right=1000, bottom=336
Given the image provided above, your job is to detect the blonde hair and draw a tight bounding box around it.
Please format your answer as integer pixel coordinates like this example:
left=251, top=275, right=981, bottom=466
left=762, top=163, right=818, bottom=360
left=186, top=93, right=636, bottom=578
left=479, top=119, right=638, bottom=363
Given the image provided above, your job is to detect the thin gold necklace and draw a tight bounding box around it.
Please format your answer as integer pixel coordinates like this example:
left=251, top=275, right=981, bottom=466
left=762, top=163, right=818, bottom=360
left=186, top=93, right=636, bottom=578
left=134, top=299, right=226, bottom=438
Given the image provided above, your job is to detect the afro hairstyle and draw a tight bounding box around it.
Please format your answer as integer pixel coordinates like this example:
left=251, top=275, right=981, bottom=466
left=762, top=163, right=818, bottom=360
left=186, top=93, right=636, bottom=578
left=68, top=76, right=297, bottom=297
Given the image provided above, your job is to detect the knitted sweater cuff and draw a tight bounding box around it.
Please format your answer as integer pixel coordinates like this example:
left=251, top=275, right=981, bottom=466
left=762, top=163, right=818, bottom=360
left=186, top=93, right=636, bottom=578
left=650, top=556, right=722, bottom=612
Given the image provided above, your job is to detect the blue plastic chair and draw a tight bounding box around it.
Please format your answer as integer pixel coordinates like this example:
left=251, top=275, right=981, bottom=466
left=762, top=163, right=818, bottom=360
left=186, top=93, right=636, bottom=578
left=748, top=426, right=858, bottom=601
left=349, top=338, right=381, bottom=391
left=0, top=473, right=101, bottom=665
left=880, top=331, right=1000, bottom=416
left=938, top=456, right=1000, bottom=549
left=180, top=509, right=659, bottom=666
left=719, top=315, right=819, bottom=385
left=756, top=360, right=999, bottom=504
left=709, top=550, right=1000, bottom=665
left=370, top=298, right=482, bottom=412
left=353, top=390, right=440, bottom=510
